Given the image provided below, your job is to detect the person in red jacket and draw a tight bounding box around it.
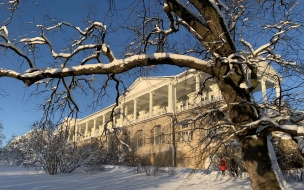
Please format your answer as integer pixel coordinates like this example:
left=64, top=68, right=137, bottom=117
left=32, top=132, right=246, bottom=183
left=218, top=157, right=228, bottom=175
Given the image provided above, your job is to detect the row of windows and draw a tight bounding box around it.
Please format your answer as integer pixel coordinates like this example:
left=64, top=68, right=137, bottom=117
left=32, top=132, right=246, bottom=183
left=109, top=120, right=203, bottom=153
left=135, top=123, right=195, bottom=148
left=108, top=116, right=224, bottom=155
left=136, top=126, right=163, bottom=148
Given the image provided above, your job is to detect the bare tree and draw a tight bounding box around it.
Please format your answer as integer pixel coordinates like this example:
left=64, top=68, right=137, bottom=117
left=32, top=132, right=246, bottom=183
left=0, top=121, right=5, bottom=147
left=1, top=0, right=304, bottom=188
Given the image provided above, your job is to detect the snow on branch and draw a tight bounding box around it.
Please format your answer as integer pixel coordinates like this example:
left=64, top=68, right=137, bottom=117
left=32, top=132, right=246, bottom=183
left=241, top=21, right=299, bottom=66
left=35, top=22, right=115, bottom=63
left=178, top=19, right=203, bottom=41
left=20, top=37, right=46, bottom=45
left=51, top=44, right=101, bottom=59
left=0, top=53, right=212, bottom=86
left=2, top=0, right=20, bottom=26
left=0, top=26, right=10, bottom=42
left=242, top=113, right=304, bottom=137
left=227, top=4, right=245, bottom=31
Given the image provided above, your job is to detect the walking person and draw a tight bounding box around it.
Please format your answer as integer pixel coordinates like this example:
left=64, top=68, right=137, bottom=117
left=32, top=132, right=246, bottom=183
left=218, top=157, right=228, bottom=175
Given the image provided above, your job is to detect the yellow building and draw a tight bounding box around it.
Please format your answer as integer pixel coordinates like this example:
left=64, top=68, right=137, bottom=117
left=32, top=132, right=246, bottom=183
left=66, top=65, right=281, bottom=168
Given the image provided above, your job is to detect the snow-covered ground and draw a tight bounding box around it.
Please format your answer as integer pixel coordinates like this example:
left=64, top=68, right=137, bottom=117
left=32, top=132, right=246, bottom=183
left=0, top=163, right=303, bottom=190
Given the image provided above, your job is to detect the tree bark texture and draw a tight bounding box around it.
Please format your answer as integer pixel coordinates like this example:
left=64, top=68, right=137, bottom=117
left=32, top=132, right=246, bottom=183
left=240, top=135, right=281, bottom=190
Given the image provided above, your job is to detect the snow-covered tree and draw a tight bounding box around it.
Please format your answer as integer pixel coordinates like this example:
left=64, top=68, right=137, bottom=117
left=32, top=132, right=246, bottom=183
left=1, top=135, right=28, bottom=166
left=2, top=121, right=108, bottom=175
left=1, top=0, right=304, bottom=188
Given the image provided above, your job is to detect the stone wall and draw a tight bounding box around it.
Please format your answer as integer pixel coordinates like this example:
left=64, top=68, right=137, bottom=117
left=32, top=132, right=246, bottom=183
left=105, top=107, right=214, bottom=168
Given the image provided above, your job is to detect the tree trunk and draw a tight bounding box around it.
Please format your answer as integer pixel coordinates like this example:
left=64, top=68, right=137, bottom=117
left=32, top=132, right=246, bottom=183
left=214, top=63, right=282, bottom=190
left=240, top=135, right=282, bottom=190
left=167, top=1, right=283, bottom=188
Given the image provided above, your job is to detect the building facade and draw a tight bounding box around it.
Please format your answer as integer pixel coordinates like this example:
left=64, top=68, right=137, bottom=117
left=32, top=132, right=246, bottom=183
left=66, top=64, right=281, bottom=168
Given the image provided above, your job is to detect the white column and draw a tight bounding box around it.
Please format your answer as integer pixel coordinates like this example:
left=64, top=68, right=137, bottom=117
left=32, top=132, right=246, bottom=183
left=120, top=106, right=124, bottom=126
left=68, top=125, right=72, bottom=141
left=113, top=112, right=116, bottom=128
left=85, top=122, right=88, bottom=137
left=195, top=74, right=201, bottom=104
left=125, top=106, right=128, bottom=125
left=261, top=78, right=267, bottom=103
left=102, top=115, right=106, bottom=133
left=149, top=92, right=153, bottom=117
left=77, top=124, right=82, bottom=137
left=168, top=84, right=173, bottom=113
left=173, top=84, right=176, bottom=111
left=93, top=118, right=96, bottom=137
left=275, top=83, right=280, bottom=99
left=73, top=125, right=77, bottom=141
left=168, top=84, right=176, bottom=113
left=76, top=124, right=79, bottom=140
left=195, top=75, right=200, bottom=92
left=134, top=98, right=137, bottom=120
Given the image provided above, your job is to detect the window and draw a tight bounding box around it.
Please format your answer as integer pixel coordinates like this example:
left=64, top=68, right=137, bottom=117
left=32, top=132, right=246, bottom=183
left=189, top=130, right=193, bottom=141
left=179, top=130, right=193, bottom=141
left=181, top=131, right=189, bottom=141
left=182, top=123, right=188, bottom=129
left=177, top=120, right=193, bottom=142
left=151, top=125, right=163, bottom=145
left=136, top=130, right=144, bottom=147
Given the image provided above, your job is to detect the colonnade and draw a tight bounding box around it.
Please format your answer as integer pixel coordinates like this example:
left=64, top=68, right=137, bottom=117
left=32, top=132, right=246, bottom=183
left=69, top=72, right=281, bottom=142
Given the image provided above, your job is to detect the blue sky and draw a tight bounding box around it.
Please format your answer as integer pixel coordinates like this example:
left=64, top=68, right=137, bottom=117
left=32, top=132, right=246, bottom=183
left=1, top=0, right=304, bottom=145
left=0, top=0, right=80, bottom=141
left=0, top=0, right=124, bottom=141
left=0, top=0, right=186, bottom=143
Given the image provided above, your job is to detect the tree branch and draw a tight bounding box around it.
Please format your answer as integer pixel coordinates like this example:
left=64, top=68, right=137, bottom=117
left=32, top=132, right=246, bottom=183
left=0, top=53, right=212, bottom=86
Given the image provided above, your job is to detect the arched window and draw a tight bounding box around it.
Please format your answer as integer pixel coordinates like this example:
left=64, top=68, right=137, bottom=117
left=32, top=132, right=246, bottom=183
left=135, top=130, right=144, bottom=147
left=151, top=125, right=162, bottom=145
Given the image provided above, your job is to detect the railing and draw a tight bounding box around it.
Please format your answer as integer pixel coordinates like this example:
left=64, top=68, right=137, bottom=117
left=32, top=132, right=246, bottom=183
left=73, top=96, right=224, bottom=142
left=175, top=96, right=223, bottom=113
